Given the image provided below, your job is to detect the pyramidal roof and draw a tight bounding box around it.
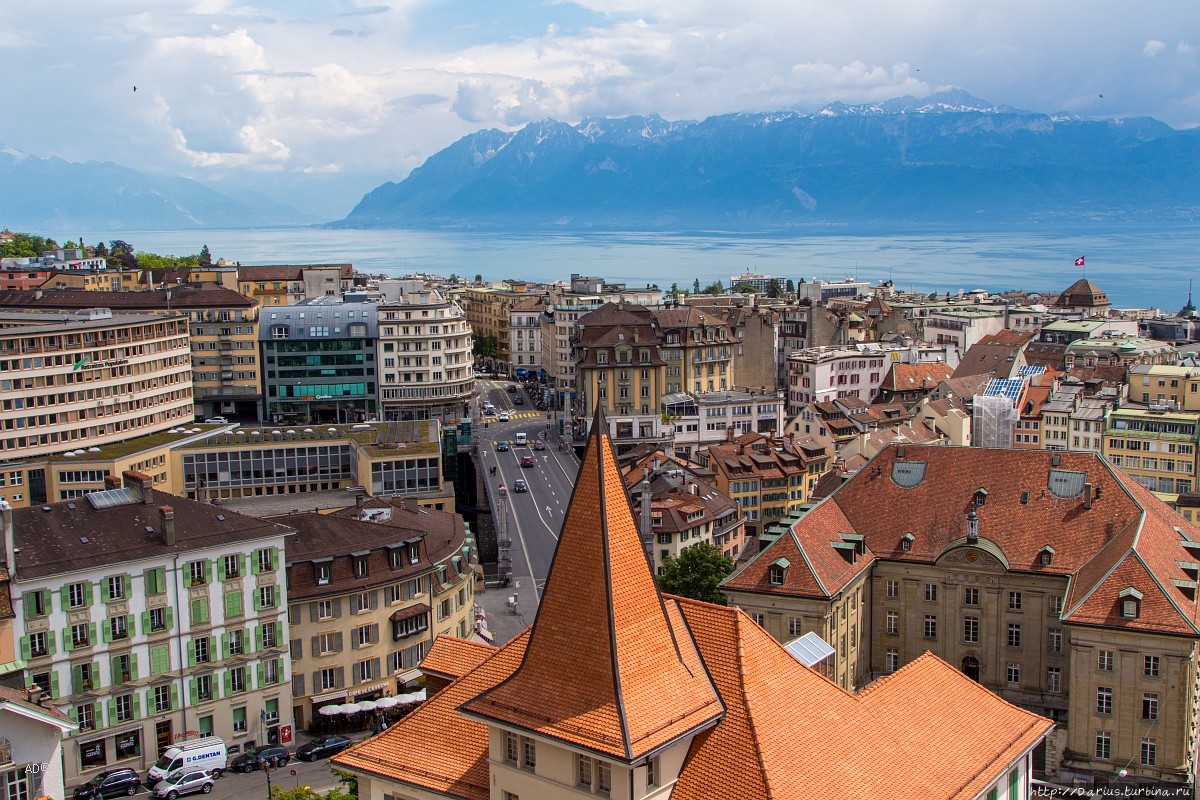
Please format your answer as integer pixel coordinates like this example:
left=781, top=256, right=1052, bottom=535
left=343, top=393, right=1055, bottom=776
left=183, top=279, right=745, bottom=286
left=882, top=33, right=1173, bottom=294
left=460, top=408, right=723, bottom=761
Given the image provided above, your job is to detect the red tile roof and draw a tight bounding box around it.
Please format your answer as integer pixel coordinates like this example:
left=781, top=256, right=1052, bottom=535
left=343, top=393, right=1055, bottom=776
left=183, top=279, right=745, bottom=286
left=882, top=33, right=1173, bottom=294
left=419, top=635, right=501, bottom=683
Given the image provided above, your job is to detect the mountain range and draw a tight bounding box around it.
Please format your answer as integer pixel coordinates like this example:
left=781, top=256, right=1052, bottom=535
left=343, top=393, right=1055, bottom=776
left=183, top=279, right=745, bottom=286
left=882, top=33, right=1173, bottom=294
left=5, top=90, right=1200, bottom=233
left=341, top=90, right=1200, bottom=231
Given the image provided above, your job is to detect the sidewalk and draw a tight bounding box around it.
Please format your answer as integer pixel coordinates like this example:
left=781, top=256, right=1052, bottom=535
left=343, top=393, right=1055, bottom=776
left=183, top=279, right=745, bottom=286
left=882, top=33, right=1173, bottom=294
left=473, top=572, right=540, bottom=647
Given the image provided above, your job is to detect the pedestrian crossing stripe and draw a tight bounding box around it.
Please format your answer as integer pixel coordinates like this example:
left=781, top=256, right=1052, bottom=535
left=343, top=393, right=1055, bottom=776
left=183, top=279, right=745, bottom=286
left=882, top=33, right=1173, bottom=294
left=507, top=411, right=542, bottom=419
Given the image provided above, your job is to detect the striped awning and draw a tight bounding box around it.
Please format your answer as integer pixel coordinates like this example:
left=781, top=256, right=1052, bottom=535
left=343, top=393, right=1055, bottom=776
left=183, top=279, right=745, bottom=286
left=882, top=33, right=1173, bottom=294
left=310, top=690, right=348, bottom=704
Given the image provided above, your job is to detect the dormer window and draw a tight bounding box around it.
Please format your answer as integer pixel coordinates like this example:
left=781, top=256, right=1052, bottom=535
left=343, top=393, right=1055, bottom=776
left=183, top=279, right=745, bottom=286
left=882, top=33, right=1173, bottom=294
left=1039, top=546, right=1055, bottom=566
left=900, top=532, right=915, bottom=552
left=1120, top=587, right=1143, bottom=619
left=974, top=488, right=987, bottom=506
left=407, top=543, right=420, bottom=565
left=315, top=562, right=332, bottom=586
left=768, top=558, right=790, bottom=585
left=355, top=557, right=369, bottom=579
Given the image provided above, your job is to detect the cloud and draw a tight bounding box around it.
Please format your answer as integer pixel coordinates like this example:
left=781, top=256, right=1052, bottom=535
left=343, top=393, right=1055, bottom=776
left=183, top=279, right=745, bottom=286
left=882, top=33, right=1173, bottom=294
left=1144, top=39, right=1166, bottom=58
left=330, top=28, right=355, bottom=37
left=452, top=78, right=500, bottom=123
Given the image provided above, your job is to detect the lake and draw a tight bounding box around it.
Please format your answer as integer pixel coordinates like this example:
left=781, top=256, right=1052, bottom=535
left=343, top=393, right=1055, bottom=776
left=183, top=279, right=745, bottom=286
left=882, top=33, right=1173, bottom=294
left=83, top=225, right=1200, bottom=310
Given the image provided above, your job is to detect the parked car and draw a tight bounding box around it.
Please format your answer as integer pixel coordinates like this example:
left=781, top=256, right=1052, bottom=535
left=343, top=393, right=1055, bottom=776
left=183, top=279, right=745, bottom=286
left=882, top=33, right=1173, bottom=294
left=513, top=479, right=528, bottom=493
left=227, top=745, right=291, bottom=773
left=152, top=769, right=215, bottom=799
left=295, top=735, right=353, bottom=761
left=496, top=440, right=510, bottom=452
left=72, top=768, right=142, bottom=799
left=521, top=456, right=536, bottom=468
left=204, top=416, right=229, bottom=424
left=533, top=440, right=545, bottom=450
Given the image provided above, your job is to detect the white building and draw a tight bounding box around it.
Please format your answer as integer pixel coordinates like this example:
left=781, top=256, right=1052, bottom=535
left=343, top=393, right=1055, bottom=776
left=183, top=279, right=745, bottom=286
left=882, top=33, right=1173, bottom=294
left=6, top=473, right=294, bottom=788
left=0, top=685, right=76, bottom=800
left=785, top=344, right=943, bottom=415
left=509, top=294, right=546, bottom=373
left=662, top=390, right=785, bottom=459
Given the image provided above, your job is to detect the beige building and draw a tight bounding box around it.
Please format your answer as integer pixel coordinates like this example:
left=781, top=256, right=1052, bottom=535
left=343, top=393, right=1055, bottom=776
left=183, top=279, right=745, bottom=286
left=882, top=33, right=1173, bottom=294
left=7, top=475, right=294, bottom=788
left=725, top=444, right=1200, bottom=791
left=1103, top=406, right=1198, bottom=499
left=0, top=309, right=194, bottom=503
left=237, top=264, right=354, bottom=307
left=279, top=499, right=475, bottom=730
left=377, top=281, right=474, bottom=424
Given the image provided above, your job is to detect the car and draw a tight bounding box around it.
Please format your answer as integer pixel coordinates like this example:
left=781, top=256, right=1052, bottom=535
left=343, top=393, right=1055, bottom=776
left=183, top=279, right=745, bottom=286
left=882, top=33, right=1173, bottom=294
left=484, top=406, right=497, bottom=416
left=204, top=416, right=229, bottom=424
left=496, top=440, right=510, bottom=452
left=227, top=745, right=291, bottom=773
left=513, top=479, right=528, bottom=493
left=514, top=396, right=524, bottom=405
left=72, top=768, right=142, bottom=799
left=506, top=384, right=517, bottom=393
left=152, top=769, right=215, bottom=799
left=533, top=440, right=545, bottom=450
left=296, top=735, right=353, bottom=761
left=521, top=455, right=536, bottom=468
left=499, top=411, right=510, bottom=422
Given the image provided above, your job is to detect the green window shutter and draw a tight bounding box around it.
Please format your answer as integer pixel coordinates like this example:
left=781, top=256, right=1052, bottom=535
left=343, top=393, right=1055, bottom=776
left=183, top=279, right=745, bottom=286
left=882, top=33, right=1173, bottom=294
left=140, top=611, right=150, bottom=636
left=170, top=684, right=179, bottom=711
left=100, top=578, right=110, bottom=604
left=188, top=678, right=198, bottom=706
left=220, top=633, right=229, bottom=660
left=255, top=625, right=264, bottom=651
left=129, top=653, right=139, bottom=680
left=275, top=621, right=283, bottom=645
left=60, top=585, right=70, bottom=610
left=252, top=589, right=261, bottom=612
left=217, top=558, right=226, bottom=581
left=72, top=664, right=82, bottom=690
left=131, top=693, right=141, bottom=720
left=269, top=546, right=279, bottom=572
left=164, top=606, right=174, bottom=630
left=223, top=671, right=232, bottom=696
left=225, top=591, right=242, bottom=618
left=102, top=619, right=113, bottom=644
left=186, top=640, right=196, bottom=668
left=19, top=636, right=30, bottom=662
left=106, top=698, right=117, bottom=727
left=48, top=671, right=59, bottom=699
left=61, top=629, right=72, bottom=653
left=89, top=622, right=96, bottom=645
left=68, top=706, right=78, bottom=726
left=47, top=631, right=56, bottom=656
left=203, top=560, right=212, bottom=584
left=123, top=574, right=131, bottom=597
left=237, top=554, right=246, bottom=577
left=83, top=581, right=94, bottom=606
left=256, top=662, right=264, bottom=688
left=23, top=593, right=37, bottom=619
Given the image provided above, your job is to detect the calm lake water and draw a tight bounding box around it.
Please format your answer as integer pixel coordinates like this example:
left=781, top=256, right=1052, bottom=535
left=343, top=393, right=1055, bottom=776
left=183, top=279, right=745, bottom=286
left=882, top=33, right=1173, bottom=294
left=85, top=226, right=1200, bottom=310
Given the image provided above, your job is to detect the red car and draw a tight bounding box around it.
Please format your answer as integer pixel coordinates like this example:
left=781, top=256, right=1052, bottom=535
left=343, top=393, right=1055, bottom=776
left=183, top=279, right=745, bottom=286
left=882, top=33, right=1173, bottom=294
left=521, top=456, right=536, bottom=468
left=533, top=440, right=545, bottom=450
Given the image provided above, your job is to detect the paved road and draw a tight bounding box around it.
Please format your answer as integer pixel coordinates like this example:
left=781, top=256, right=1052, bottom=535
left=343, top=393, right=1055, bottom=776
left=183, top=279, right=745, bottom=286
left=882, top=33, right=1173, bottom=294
left=474, top=378, right=579, bottom=607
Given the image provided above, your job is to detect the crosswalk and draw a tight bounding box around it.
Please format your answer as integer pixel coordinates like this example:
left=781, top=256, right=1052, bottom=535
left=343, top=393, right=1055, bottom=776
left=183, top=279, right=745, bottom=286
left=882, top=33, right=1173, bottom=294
left=506, top=411, right=544, bottom=420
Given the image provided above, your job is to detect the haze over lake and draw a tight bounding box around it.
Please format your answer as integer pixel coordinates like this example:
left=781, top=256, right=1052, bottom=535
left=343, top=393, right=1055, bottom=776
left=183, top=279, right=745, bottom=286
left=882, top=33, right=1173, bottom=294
left=92, top=226, right=1199, bottom=311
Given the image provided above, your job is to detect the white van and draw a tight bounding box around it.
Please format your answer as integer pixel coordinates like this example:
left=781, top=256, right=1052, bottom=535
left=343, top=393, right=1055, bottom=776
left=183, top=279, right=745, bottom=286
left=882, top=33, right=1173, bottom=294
left=515, top=432, right=527, bottom=446
left=146, top=738, right=228, bottom=784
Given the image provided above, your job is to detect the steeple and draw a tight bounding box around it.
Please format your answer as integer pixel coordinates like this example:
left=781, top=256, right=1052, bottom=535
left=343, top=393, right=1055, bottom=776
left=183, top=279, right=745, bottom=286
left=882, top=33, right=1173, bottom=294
left=460, top=407, right=722, bottom=761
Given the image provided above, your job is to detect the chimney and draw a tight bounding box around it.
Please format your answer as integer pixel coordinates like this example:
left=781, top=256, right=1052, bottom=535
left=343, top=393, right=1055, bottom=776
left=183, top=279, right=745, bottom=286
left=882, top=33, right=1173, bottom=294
left=159, top=506, right=176, bottom=546
left=26, top=684, right=43, bottom=706
left=104, top=475, right=121, bottom=490
left=1, top=499, right=13, bottom=579
left=355, top=492, right=364, bottom=508
left=639, top=476, right=654, bottom=570
left=1083, top=483, right=1093, bottom=510
left=404, top=497, right=419, bottom=512
left=651, top=457, right=660, bottom=472
left=122, top=470, right=154, bottom=504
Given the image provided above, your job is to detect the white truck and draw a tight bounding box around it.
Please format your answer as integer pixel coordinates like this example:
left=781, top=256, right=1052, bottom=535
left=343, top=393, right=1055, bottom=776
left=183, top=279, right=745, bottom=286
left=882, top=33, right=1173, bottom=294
left=146, top=738, right=228, bottom=784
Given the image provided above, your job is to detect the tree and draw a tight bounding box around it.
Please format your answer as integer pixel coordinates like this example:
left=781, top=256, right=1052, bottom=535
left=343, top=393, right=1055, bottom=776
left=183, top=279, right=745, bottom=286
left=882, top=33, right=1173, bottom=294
left=701, top=280, right=724, bottom=295
left=199, top=244, right=212, bottom=266
left=657, top=542, right=734, bottom=604
left=107, top=239, right=137, bottom=270
left=785, top=278, right=795, bottom=294
left=692, top=278, right=700, bottom=294
left=766, top=278, right=782, bottom=298
left=474, top=274, right=483, bottom=284
left=733, top=282, right=757, bottom=295
left=0, top=232, right=57, bottom=259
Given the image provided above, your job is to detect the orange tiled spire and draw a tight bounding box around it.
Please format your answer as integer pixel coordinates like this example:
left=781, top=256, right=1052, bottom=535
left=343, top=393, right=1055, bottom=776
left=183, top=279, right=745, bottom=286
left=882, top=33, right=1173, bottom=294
left=460, top=408, right=723, bottom=761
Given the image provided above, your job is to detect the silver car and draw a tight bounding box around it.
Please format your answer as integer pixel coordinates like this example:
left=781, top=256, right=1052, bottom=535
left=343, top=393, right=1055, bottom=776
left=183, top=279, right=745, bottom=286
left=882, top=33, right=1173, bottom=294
left=152, top=769, right=214, bottom=799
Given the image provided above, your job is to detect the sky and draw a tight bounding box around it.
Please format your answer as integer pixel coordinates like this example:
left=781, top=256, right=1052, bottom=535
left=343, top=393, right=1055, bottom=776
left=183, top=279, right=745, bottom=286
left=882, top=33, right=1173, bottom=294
left=3, top=1, right=1199, bottom=213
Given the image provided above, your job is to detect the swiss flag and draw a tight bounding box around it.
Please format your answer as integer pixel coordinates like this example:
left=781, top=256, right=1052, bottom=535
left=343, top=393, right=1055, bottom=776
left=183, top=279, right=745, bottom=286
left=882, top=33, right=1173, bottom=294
left=1074, top=256, right=1085, bottom=267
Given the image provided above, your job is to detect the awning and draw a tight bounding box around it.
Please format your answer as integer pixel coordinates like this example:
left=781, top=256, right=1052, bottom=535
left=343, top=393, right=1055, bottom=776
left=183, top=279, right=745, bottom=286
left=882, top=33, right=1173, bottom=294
left=352, top=682, right=389, bottom=697
left=394, top=668, right=422, bottom=684
left=389, top=602, right=430, bottom=622
left=104, top=724, right=145, bottom=739
left=310, top=690, right=348, bottom=704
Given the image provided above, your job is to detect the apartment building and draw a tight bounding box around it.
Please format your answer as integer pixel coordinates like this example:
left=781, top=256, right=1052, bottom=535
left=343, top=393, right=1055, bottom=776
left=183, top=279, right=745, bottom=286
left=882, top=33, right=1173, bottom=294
left=260, top=299, right=377, bottom=425
left=376, top=281, right=473, bottom=424
left=461, top=282, right=532, bottom=374
left=0, top=309, right=193, bottom=485
left=1103, top=406, right=1198, bottom=498
left=279, top=499, right=474, bottom=730
left=237, top=264, right=354, bottom=307
left=654, top=305, right=736, bottom=395
left=724, top=444, right=1200, bottom=791
left=785, top=344, right=895, bottom=414
left=508, top=294, right=546, bottom=373
left=661, top=390, right=784, bottom=459
left=6, top=474, right=294, bottom=787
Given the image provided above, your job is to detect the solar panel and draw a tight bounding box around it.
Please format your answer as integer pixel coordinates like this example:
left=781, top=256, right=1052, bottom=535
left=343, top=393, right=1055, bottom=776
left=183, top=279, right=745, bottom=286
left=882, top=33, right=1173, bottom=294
left=982, top=378, right=1024, bottom=404
left=784, top=631, right=836, bottom=667
left=86, top=487, right=137, bottom=509
left=1017, top=365, right=1046, bottom=377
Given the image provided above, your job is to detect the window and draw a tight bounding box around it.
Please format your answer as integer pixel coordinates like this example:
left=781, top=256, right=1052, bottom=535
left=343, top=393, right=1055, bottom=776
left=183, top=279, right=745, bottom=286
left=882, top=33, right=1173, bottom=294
left=257, top=548, right=275, bottom=573
left=317, top=600, right=333, bottom=620
left=356, top=625, right=372, bottom=647
left=1047, top=595, right=1063, bottom=616
left=963, top=587, right=979, bottom=606
left=963, top=616, right=979, bottom=643
left=1122, top=598, right=1140, bottom=618
left=196, top=675, right=213, bottom=702
left=886, top=612, right=899, bottom=635
left=228, top=629, right=244, bottom=656
left=29, top=630, right=48, bottom=657
left=107, top=575, right=125, bottom=601
left=1143, top=693, right=1159, bottom=721
left=1007, top=591, right=1022, bottom=611
left=188, top=560, right=208, bottom=586
left=316, top=564, right=331, bottom=586
left=155, top=685, right=172, bottom=713
left=1141, top=738, right=1157, bottom=767
left=1145, top=655, right=1160, bottom=677
left=223, top=555, right=240, bottom=579
left=319, top=633, right=337, bottom=654
left=115, top=693, right=133, bottom=723
left=229, top=667, right=246, bottom=694
left=523, top=738, right=536, bottom=770
left=647, top=756, right=658, bottom=788
left=72, top=623, right=90, bottom=648
left=264, top=660, right=279, bottom=685
left=233, top=707, right=247, bottom=734
left=1007, top=623, right=1021, bottom=648
left=924, top=583, right=937, bottom=602
left=194, top=638, right=210, bottom=664
left=258, top=586, right=277, bottom=608
left=320, top=668, right=337, bottom=690
left=788, top=617, right=802, bottom=637
left=923, top=615, right=937, bottom=639
left=1097, top=649, right=1114, bottom=671
left=1007, top=663, right=1021, bottom=686
left=76, top=703, right=95, bottom=731
left=1096, top=687, right=1113, bottom=715
left=1047, top=628, right=1062, bottom=653
left=262, top=624, right=278, bottom=649
left=1095, top=731, right=1112, bottom=760
left=768, top=563, right=786, bottom=585
left=885, top=579, right=899, bottom=598
left=1047, top=666, right=1062, bottom=693
left=355, top=557, right=369, bottom=579
left=68, top=582, right=87, bottom=608
left=885, top=649, right=899, bottom=672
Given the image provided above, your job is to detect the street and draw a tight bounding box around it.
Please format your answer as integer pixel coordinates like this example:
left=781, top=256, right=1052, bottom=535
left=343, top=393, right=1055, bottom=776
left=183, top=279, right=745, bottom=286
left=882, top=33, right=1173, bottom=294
left=474, top=377, right=579, bottom=609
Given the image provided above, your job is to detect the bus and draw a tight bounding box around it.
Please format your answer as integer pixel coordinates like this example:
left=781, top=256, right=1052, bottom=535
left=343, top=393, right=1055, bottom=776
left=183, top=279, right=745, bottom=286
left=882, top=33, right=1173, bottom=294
left=515, top=432, right=527, bottom=446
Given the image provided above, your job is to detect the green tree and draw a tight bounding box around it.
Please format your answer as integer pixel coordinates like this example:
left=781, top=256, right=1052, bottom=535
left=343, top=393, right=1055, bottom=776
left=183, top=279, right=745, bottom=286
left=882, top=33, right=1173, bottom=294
left=766, top=278, right=782, bottom=298
left=472, top=333, right=499, bottom=359
left=701, top=280, right=724, bottom=295
left=107, top=240, right=137, bottom=270
left=199, top=244, right=212, bottom=266
left=785, top=278, right=795, bottom=293
left=474, top=273, right=483, bottom=284
left=692, top=278, right=700, bottom=294
left=330, top=768, right=358, bottom=799
left=0, top=232, right=58, bottom=259
left=657, top=542, right=734, bottom=604
left=733, top=282, right=757, bottom=294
